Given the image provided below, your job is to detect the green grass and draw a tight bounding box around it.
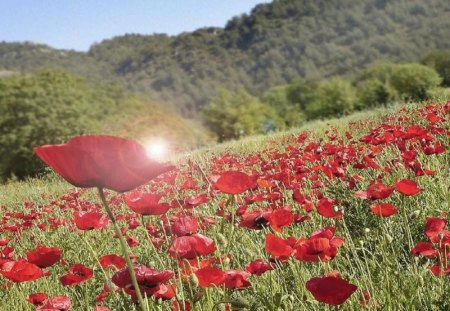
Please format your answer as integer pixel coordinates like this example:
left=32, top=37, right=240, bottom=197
left=0, top=100, right=449, bottom=310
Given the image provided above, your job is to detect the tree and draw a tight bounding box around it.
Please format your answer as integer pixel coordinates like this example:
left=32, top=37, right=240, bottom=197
left=261, top=85, right=305, bottom=127
left=286, top=79, right=317, bottom=110
left=0, top=69, right=97, bottom=180
left=356, top=78, right=396, bottom=109
left=422, top=50, right=450, bottom=86
left=390, top=64, right=441, bottom=100
left=202, top=88, right=284, bottom=141
left=305, top=78, right=356, bottom=120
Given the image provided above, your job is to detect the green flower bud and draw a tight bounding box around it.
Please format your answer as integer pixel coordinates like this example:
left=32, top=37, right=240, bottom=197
left=189, top=273, right=199, bottom=288
left=230, top=297, right=251, bottom=309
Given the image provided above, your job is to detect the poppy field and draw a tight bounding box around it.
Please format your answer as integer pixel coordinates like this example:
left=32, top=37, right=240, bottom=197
left=0, top=101, right=449, bottom=310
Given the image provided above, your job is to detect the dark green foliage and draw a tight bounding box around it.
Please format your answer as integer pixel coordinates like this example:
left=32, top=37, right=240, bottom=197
left=356, top=62, right=442, bottom=105
left=305, top=78, right=356, bottom=119
left=390, top=64, right=442, bottom=100
left=0, top=70, right=98, bottom=180
left=1, top=0, right=449, bottom=115
left=356, top=78, right=396, bottom=109
left=422, top=50, right=450, bottom=86
left=262, top=85, right=305, bottom=127
left=202, top=88, right=284, bottom=141
left=286, top=79, right=317, bottom=111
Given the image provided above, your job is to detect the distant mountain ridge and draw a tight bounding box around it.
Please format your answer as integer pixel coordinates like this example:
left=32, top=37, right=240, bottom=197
left=1, top=0, right=449, bottom=116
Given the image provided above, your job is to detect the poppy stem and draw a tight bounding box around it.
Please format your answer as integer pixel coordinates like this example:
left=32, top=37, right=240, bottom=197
left=97, top=187, right=147, bottom=311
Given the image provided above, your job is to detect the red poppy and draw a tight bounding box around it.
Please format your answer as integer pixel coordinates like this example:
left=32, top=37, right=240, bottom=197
left=295, top=226, right=344, bottom=262
left=424, top=217, right=449, bottom=243
left=34, top=135, right=174, bottom=192
left=195, top=266, right=225, bottom=287
left=370, top=203, right=398, bottom=217
left=184, top=194, right=210, bottom=208
left=171, top=216, right=199, bottom=237
left=126, top=236, right=139, bottom=248
left=1, top=260, right=44, bottom=282
left=74, top=211, right=109, bottom=230
left=26, top=244, right=63, bottom=268
left=430, top=260, right=450, bottom=276
left=264, top=234, right=294, bottom=258
left=306, top=275, right=357, bottom=305
left=223, top=270, right=252, bottom=289
left=99, top=254, right=126, bottom=269
left=268, top=208, right=295, bottom=232
left=60, top=263, right=93, bottom=286
left=36, top=295, right=72, bottom=311
left=214, top=171, right=257, bottom=194
left=316, top=198, right=342, bottom=219
left=355, top=182, right=394, bottom=200
left=123, top=192, right=171, bottom=215
left=168, top=234, right=216, bottom=259
left=245, top=259, right=273, bottom=276
left=395, top=179, right=422, bottom=196
left=411, top=242, right=439, bottom=257
left=27, top=293, right=48, bottom=306
left=239, top=211, right=270, bottom=230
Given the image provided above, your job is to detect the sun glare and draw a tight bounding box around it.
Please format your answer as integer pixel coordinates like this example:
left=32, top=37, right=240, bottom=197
left=144, top=139, right=168, bottom=160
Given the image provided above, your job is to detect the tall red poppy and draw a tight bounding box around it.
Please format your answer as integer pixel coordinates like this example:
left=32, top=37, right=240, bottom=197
left=123, top=192, right=171, bottom=215
left=370, top=203, right=398, bottom=217
left=306, top=275, right=357, bottom=305
left=355, top=182, right=394, bottom=200
left=34, top=135, right=174, bottom=192
left=168, top=234, right=216, bottom=259
left=60, top=263, right=94, bottom=286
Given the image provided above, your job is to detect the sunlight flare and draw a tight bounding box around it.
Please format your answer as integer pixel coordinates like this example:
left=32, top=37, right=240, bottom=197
left=144, top=139, right=169, bottom=160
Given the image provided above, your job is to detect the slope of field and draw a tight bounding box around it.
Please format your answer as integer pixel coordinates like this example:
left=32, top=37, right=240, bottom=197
left=0, top=100, right=448, bottom=310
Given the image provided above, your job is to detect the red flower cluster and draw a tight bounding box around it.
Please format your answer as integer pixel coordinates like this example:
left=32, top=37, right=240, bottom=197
left=264, top=226, right=344, bottom=263
left=412, top=217, right=450, bottom=275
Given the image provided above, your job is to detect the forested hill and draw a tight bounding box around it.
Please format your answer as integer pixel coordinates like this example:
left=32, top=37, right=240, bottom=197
left=1, top=0, right=449, bottom=116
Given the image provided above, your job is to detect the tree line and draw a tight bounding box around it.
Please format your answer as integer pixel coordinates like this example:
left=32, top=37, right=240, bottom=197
left=202, top=55, right=448, bottom=141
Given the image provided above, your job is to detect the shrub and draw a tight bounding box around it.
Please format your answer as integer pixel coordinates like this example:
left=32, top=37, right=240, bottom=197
left=202, top=88, right=284, bottom=141
left=261, top=86, right=306, bottom=127
left=305, top=78, right=356, bottom=120
left=422, top=50, right=450, bottom=86
left=390, top=64, right=442, bottom=100
left=356, top=78, right=397, bottom=109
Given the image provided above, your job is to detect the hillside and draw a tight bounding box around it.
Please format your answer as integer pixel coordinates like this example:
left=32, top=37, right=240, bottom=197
left=0, top=99, right=448, bottom=310
left=1, top=0, right=450, bottom=115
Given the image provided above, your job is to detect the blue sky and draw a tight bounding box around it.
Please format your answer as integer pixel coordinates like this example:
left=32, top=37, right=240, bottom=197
left=0, top=0, right=269, bottom=51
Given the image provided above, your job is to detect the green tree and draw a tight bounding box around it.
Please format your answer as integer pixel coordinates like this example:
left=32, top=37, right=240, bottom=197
left=202, top=88, right=283, bottom=141
left=305, top=78, right=356, bottom=120
left=0, top=69, right=97, bottom=180
left=390, top=64, right=441, bottom=100
left=261, top=85, right=305, bottom=127
left=356, top=78, right=396, bottom=109
left=286, top=79, right=317, bottom=110
left=422, top=50, right=450, bottom=86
